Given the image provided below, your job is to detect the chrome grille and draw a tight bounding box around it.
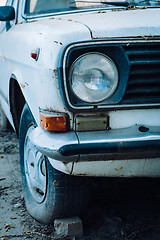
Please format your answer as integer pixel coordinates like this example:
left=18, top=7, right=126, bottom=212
left=122, top=42, right=160, bottom=105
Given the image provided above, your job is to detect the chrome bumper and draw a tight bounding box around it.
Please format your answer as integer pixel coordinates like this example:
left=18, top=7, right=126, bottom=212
left=29, top=125, right=160, bottom=162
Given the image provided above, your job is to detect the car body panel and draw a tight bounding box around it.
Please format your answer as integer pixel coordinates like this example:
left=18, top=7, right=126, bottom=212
left=0, top=1, right=160, bottom=177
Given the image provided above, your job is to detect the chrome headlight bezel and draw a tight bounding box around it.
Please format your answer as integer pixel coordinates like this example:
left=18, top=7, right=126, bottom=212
left=62, top=41, right=130, bottom=111
left=69, top=52, right=119, bottom=104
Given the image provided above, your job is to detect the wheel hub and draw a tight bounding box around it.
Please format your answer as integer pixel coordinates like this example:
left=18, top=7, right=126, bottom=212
left=24, top=126, right=47, bottom=203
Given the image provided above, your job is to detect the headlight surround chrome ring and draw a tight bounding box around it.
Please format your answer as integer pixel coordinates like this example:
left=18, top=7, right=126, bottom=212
left=69, top=52, right=119, bottom=104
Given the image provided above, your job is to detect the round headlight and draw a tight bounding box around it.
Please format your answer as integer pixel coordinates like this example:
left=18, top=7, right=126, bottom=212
left=69, top=52, right=119, bottom=103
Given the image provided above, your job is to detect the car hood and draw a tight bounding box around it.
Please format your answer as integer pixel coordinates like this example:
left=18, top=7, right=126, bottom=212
left=60, top=7, right=160, bottom=39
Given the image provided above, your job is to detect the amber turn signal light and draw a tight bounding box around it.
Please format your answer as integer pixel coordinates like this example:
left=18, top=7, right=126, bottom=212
left=40, top=112, right=67, bottom=132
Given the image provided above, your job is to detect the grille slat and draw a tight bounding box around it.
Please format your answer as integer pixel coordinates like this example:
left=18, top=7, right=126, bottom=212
left=130, top=69, right=160, bottom=76
left=128, top=78, right=160, bottom=86
left=130, top=59, right=160, bottom=65
left=126, top=50, right=160, bottom=56
left=125, top=88, right=160, bottom=94
left=122, top=42, right=160, bottom=105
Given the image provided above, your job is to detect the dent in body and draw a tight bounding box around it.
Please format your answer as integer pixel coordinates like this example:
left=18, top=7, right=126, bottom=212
left=29, top=126, right=79, bottom=161
left=48, top=157, right=74, bottom=175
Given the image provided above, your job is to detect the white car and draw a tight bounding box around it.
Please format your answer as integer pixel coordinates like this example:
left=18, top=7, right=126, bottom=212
left=0, top=0, right=160, bottom=224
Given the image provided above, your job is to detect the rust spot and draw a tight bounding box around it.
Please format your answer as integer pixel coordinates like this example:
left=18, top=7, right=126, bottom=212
left=128, top=6, right=147, bottom=10
left=53, top=180, right=59, bottom=187
left=73, top=173, right=88, bottom=176
left=54, top=41, right=63, bottom=45
left=57, top=17, right=62, bottom=20
left=112, top=9, right=122, bottom=11
left=20, top=84, right=25, bottom=89
left=53, top=69, right=57, bottom=73
left=115, top=167, right=123, bottom=172
left=97, top=11, right=106, bottom=13
left=140, top=6, right=147, bottom=9
left=141, top=35, right=152, bottom=40
left=17, top=21, right=23, bottom=25
left=28, top=20, right=37, bottom=23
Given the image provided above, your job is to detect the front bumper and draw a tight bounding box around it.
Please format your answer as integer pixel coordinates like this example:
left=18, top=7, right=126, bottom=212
left=29, top=125, right=160, bottom=162
left=29, top=125, right=160, bottom=177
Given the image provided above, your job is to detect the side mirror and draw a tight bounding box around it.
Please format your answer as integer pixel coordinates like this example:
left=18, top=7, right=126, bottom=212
left=0, top=6, right=15, bottom=21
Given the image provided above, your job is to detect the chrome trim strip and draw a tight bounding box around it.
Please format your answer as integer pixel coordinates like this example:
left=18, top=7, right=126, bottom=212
left=63, top=39, right=160, bottom=110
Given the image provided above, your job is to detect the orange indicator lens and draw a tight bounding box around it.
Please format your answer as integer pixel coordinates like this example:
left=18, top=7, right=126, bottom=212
left=40, top=113, right=67, bottom=132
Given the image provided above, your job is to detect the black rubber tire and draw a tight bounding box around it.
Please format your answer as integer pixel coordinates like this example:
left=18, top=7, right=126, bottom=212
left=19, top=104, right=91, bottom=224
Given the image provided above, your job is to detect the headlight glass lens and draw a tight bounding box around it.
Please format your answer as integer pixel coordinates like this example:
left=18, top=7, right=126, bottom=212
left=69, top=53, right=119, bottom=103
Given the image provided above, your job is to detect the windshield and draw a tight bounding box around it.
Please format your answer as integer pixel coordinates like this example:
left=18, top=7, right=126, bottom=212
left=25, top=0, right=160, bottom=15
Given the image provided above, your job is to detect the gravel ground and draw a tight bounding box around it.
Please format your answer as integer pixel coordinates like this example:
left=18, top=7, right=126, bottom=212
left=0, top=126, right=160, bottom=240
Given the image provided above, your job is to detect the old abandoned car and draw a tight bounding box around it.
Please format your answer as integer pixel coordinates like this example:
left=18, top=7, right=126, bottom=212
left=0, top=0, right=160, bottom=224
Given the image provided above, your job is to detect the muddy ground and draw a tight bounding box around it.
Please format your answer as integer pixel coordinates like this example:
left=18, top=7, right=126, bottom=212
left=0, top=126, right=160, bottom=240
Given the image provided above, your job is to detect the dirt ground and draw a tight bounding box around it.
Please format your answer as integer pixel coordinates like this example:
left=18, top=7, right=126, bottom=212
left=1, top=126, right=160, bottom=240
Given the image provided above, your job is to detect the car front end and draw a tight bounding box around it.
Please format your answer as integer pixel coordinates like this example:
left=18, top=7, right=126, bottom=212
left=1, top=0, right=160, bottom=223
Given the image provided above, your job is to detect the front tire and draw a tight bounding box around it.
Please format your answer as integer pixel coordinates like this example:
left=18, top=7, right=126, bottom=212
left=19, top=104, right=90, bottom=224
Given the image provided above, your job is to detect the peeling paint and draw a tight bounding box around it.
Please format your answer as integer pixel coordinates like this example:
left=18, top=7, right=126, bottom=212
left=40, top=108, right=67, bottom=115
left=20, top=82, right=29, bottom=89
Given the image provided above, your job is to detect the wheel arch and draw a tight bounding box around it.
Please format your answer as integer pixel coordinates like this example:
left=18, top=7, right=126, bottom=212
left=9, top=75, right=25, bottom=136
